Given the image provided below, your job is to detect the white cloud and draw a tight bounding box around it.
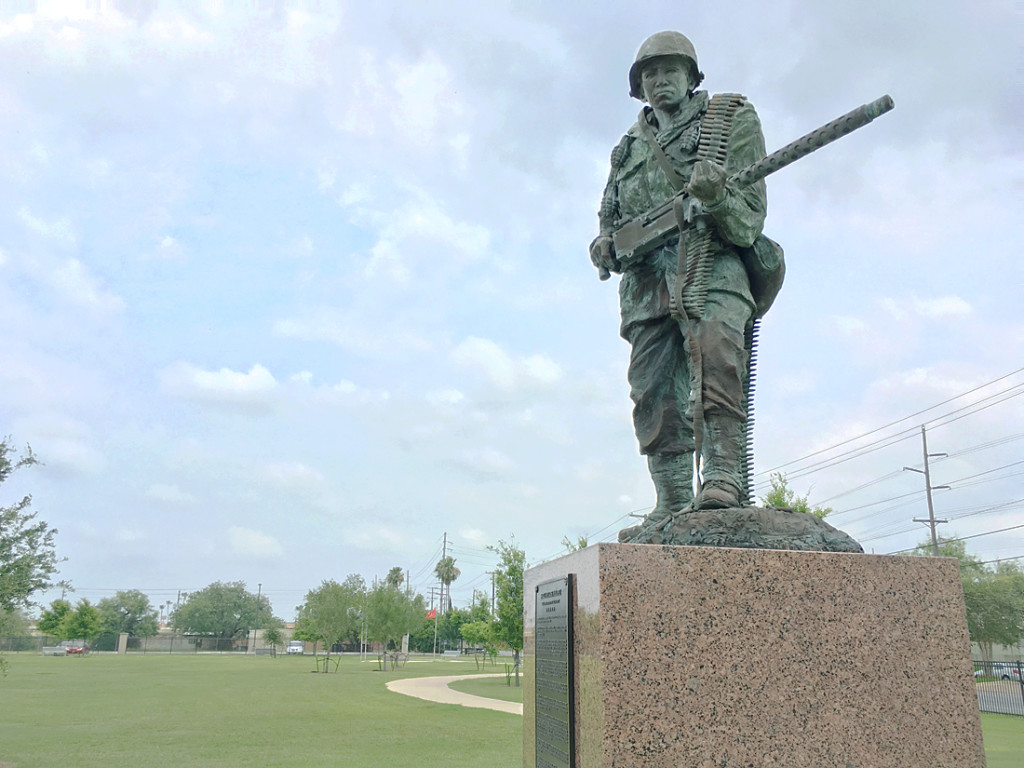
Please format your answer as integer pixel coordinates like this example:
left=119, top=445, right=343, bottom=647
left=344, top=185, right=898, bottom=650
left=830, top=315, right=868, bottom=336
left=147, top=484, right=196, bottom=505
left=773, top=372, right=818, bottom=398
left=522, top=355, right=563, bottom=385
left=333, top=379, right=357, bottom=394
left=5, top=236, right=123, bottom=316
left=330, top=46, right=471, bottom=158
left=38, top=435, right=106, bottom=474
left=262, top=460, right=325, bottom=487
left=354, top=195, right=492, bottom=285
left=912, top=296, right=972, bottom=320
left=426, top=388, right=465, bottom=407
left=342, top=524, right=410, bottom=551
left=452, top=337, right=517, bottom=390
left=48, top=257, right=126, bottom=314
left=450, top=337, right=563, bottom=391
left=17, top=207, right=75, bottom=244
left=458, top=527, right=487, bottom=545
left=228, top=526, right=284, bottom=558
left=456, top=447, right=515, bottom=478
left=273, top=307, right=435, bottom=356
left=159, top=362, right=278, bottom=408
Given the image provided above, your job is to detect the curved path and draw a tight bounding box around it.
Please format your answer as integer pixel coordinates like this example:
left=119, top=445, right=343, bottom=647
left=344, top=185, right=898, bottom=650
left=386, top=673, right=523, bottom=716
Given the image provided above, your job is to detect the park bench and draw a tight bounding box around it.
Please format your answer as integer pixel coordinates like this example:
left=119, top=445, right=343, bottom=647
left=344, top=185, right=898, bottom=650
left=41, top=646, right=65, bottom=656
left=442, top=649, right=461, bottom=658
left=254, top=648, right=276, bottom=657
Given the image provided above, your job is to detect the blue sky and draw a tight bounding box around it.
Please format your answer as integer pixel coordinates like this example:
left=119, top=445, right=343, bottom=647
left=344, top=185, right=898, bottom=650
left=1, top=0, right=1021, bottom=619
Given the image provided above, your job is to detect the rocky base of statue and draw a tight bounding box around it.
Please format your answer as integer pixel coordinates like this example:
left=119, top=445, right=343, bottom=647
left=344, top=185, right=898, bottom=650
left=619, top=505, right=864, bottom=553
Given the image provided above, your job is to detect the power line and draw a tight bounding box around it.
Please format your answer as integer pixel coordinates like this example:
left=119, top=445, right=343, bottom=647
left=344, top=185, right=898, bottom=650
left=979, top=555, right=1024, bottom=566
left=754, top=366, right=1024, bottom=480
left=886, top=523, right=1024, bottom=554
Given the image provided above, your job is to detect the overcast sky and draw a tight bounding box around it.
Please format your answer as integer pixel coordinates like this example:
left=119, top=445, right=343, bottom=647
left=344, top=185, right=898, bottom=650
left=1, top=0, right=1021, bottom=619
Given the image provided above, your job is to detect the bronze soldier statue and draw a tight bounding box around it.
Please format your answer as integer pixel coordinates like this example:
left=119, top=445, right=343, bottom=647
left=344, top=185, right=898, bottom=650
left=593, top=31, right=891, bottom=548
left=592, top=31, right=772, bottom=540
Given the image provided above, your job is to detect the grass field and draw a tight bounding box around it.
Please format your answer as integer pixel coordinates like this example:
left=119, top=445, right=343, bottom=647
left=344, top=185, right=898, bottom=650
left=0, top=653, right=1018, bottom=767
left=980, top=713, right=1024, bottom=768
left=447, top=674, right=525, bottom=704
left=0, top=653, right=520, bottom=768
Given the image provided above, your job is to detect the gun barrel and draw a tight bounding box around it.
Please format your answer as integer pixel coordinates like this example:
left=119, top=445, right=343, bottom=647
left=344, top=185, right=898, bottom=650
left=729, top=95, right=894, bottom=189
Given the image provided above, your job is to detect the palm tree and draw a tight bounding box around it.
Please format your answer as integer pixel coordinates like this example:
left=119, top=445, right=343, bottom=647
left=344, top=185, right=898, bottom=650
left=434, top=556, right=460, bottom=614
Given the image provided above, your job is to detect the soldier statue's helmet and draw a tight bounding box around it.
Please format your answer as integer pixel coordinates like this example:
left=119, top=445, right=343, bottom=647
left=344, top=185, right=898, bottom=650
left=628, top=31, right=705, bottom=101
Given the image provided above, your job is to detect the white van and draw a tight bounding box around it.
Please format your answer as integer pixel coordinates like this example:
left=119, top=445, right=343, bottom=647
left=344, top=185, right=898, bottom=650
left=286, top=640, right=305, bottom=655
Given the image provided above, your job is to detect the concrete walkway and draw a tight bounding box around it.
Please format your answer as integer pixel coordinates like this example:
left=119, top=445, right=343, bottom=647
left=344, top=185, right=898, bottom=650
left=386, top=673, right=523, bottom=716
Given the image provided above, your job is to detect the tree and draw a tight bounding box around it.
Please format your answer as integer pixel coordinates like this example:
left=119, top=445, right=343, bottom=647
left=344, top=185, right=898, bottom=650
left=490, top=538, right=525, bottom=685
left=912, top=537, right=1024, bottom=664
left=264, top=626, right=284, bottom=652
left=365, top=580, right=425, bottom=666
left=0, top=606, right=28, bottom=636
left=294, top=578, right=364, bottom=672
left=467, top=590, right=492, bottom=622
left=37, top=599, right=72, bottom=637
left=62, top=599, right=104, bottom=646
left=97, top=590, right=159, bottom=638
left=761, top=473, right=831, bottom=519
left=55, top=579, right=75, bottom=600
left=434, top=556, right=460, bottom=614
left=460, top=619, right=497, bottom=669
left=0, top=439, right=59, bottom=613
left=561, top=535, right=588, bottom=553
left=171, top=581, right=275, bottom=643
left=436, top=606, right=470, bottom=651
left=384, top=566, right=405, bottom=589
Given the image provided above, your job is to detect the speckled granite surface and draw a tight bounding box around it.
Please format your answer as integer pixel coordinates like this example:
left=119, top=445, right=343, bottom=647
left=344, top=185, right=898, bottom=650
left=524, top=544, right=985, bottom=768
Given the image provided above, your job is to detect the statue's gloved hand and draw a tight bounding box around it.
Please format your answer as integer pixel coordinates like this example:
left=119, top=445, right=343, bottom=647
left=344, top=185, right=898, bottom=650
left=687, top=159, right=728, bottom=207
left=589, top=235, right=618, bottom=272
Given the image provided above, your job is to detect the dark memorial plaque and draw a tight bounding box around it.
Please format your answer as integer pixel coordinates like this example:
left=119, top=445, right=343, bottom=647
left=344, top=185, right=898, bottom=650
left=535, top=575, right=575, bottom=768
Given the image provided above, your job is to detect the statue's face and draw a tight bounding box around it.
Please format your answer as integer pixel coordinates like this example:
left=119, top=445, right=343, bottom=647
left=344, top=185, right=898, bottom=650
left=640, top=56, right=692, bottom=112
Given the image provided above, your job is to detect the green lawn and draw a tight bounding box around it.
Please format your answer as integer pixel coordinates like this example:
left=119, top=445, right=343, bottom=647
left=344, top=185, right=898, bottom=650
left=448, top=673, right=525, bottom=703
left=980, top=713, right=1024, bottom=768
left=0, top=654, right=520, bottom=768
left=0, top=653, right=1018, bottom=767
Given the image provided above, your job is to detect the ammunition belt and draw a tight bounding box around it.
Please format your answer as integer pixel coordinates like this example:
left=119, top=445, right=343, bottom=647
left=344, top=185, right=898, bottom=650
left=674, top=92, right=745, bottom=320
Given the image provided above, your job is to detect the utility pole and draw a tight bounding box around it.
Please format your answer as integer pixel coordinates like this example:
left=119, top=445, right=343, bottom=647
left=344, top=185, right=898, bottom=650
left=252, top=582, right=262, bottom=653
left=903, top=425, right=949, bottom=555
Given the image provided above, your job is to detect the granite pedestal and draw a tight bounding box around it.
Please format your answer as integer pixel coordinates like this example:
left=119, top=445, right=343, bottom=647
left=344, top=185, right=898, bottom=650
left=523, top=543, right=985, bottom=768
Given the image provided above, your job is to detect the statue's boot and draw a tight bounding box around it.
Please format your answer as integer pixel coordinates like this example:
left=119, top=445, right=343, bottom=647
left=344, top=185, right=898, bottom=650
left=618, top=452, right=694, bottom=541
left=696, top=416, right=746, bottom=510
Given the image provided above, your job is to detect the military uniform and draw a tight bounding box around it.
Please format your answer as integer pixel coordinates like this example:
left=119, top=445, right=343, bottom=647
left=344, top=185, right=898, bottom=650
left=597, top=89, right=768, bottom=508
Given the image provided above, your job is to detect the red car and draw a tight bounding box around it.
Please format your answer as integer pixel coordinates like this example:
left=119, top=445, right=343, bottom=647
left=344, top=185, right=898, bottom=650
left=59, top=641, right=89, bottom=655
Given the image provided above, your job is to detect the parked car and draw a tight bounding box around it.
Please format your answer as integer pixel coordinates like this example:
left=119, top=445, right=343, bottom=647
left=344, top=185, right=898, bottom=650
left=58, top=640, right=89, bottom=655
left=286, top=640, right=305, bottom=655
left=980, top=663, right=1024, bottom=680
left=996, top=663, right=1023, bottom=681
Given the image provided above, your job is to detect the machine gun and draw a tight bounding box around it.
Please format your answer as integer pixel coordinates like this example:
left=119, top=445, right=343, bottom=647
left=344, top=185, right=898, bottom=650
left=601, top=95, right=894, bottom=278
